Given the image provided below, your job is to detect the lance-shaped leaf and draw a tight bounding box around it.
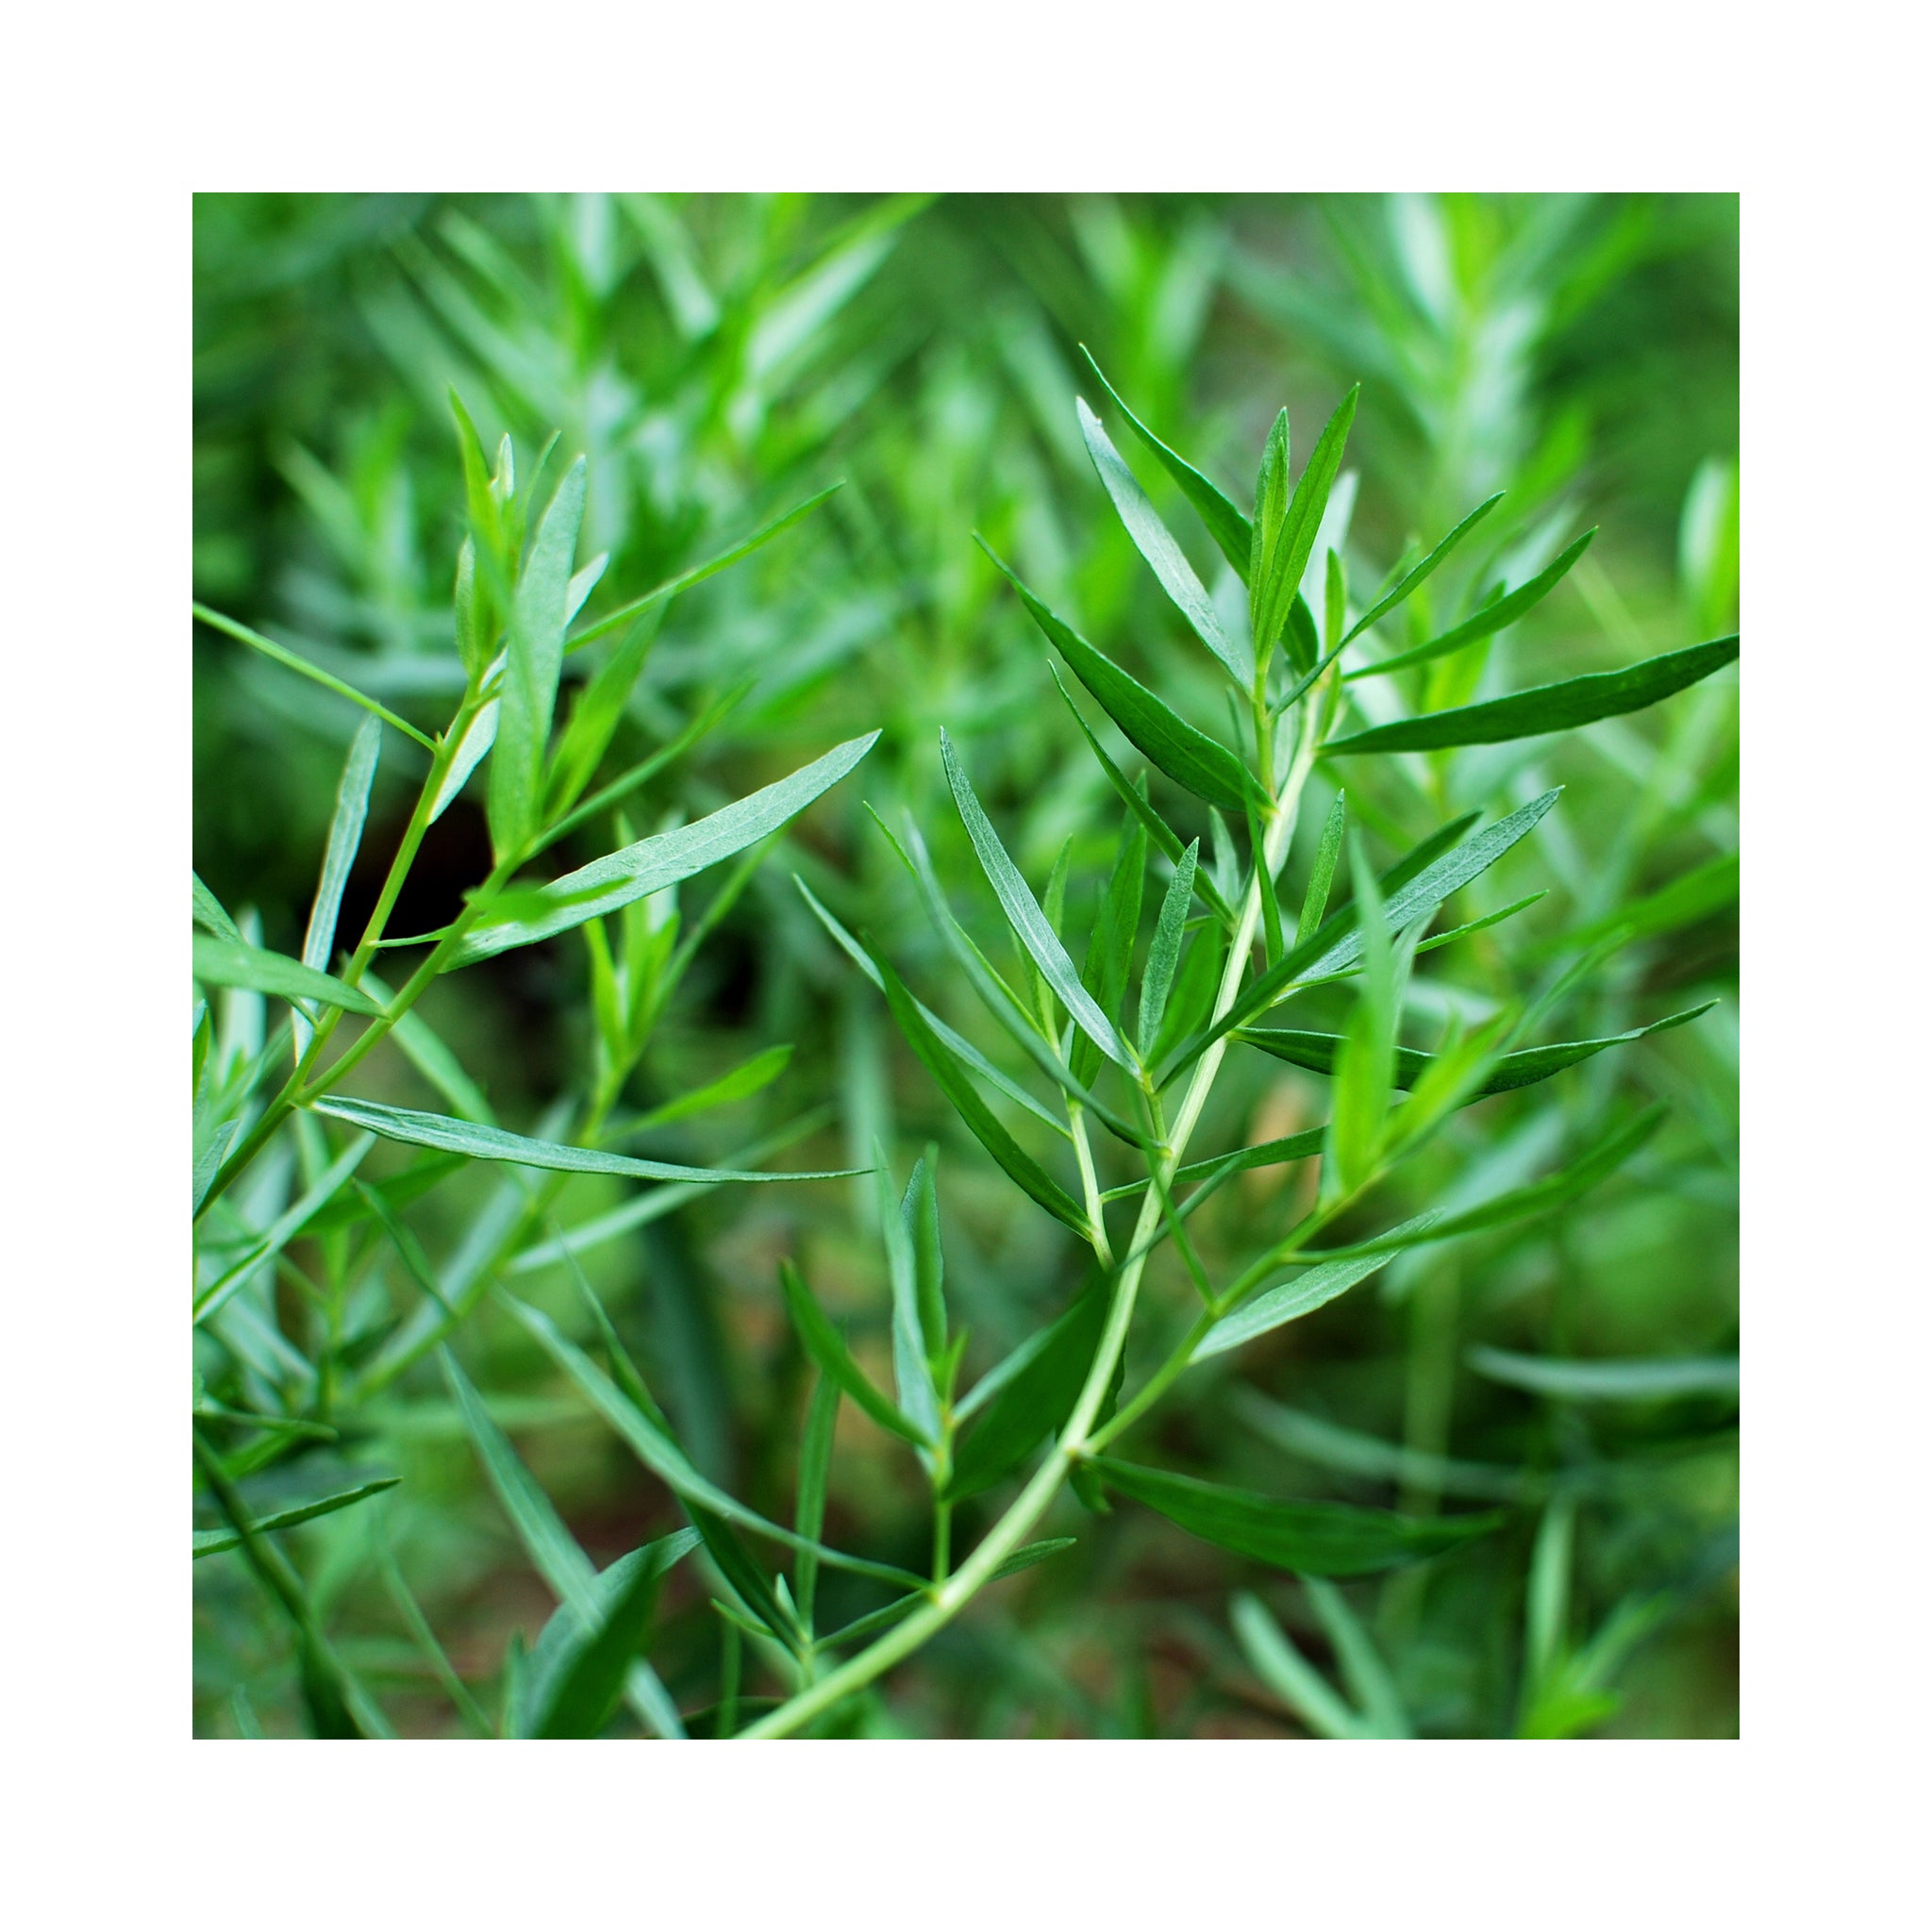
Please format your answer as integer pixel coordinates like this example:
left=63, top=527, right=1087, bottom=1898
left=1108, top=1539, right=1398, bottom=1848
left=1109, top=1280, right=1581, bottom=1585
left=1077, top=397, right=1252, bottom=686
left=1088, top=1458, right=1503, bottom=1575
left=946, top=1285, right=1108, bottom=1503
left=859, top=935, right=1091, bottom=1238
left=1304, top=1105, right=1667, bottom=1257
left=1325, top=635, right=1740, bottom=755
left=452, top=731, right=879, bottom=965
left=1237, top=1002, right=1715, bottom=1094
left=1048, top=664, right=1237, bottom=927
left=1295, top=792, right=1347, bottom=946
left=1324, top=838, right=1401, bottom=1194
left=1079, top=346, right=1253, bottom=579
left=941, top=729, right=1135, bottom=1072
left=1340, top=493, right=1505, bottom=648
left=875, top=1146, right=942, bottom=1445
left=488, top=458, right=587, bottom=858
left=192, top=1475, right=400, bottom=1557
left=1194, top=1212, right=1441, bottom=1361
left=1466, top=1347, right=1739, bottom=1402
left=1164, top=792, right=1559, bottom=1083
left=627, top=1042, right=793, bottom=1132
left=978, top=541, right=1260, bottom=814
left=1348, top=528, right=1597, bottom=680
left=776, top=1260, right=926, bottom=1446
left=293, top=717, right=382, bottom=1052
left=1139, top=840, right=1199, bottom=1055
left=192, top=871, right=243, bottom=944
left=311, top=1095, right=858, bottom=1185
left=528, top=1537, right=685, bottom=1740
left=192, top=934, right=384, bottom=1016
left=1251, top=388, right=1358, bottom=669
left=501, top=1292, right=928, bottom=1593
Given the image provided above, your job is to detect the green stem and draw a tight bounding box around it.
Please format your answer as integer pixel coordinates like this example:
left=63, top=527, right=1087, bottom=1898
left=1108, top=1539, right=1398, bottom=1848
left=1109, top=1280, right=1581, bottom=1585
left=743, top=712, right=1322, bottom=1740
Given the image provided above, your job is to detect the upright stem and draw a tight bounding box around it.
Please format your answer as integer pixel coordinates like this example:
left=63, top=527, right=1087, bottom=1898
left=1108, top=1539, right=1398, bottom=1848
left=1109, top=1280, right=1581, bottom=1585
left=743, top=710, right=1322, bottom=1740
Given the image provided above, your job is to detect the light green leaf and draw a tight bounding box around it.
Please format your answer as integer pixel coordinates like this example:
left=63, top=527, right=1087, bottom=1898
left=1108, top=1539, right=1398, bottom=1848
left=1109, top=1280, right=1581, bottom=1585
left=454, top=731, right=879, bottom=965
left=1078, top=346, right=1253, bottom=580
left=941, top=730, right=1134, bottom=1072
left=192, top=603, right=437, bottom=750
left=1468, top=1347, right=1739, bottom=1401
left=629, top=1043, right=792, bottom=1132
left=1090, top=1458, right=1503, bottom=1575
left=1194, top=1212, right=1441, bottom=1360
left=192, top=872, right=243, bottom=944
left=1295, top=792, right=1347, bottom=947
left=979, top=541, right=1260, bottom=814
left=1324, top=838, right=1400, bottom=1194
left=310, top=1094, right=858, bottom=1185
left=875, top=1145, right=941, bottom=1445
left=1251, top=388, right=1358, bottom=670
left=193, top=934, right=384, bottom=1017
left=1349, top=528, right=1595, bottom=680
left=1232, top=1591, right=1368, bottom=1739
left=1325, top=635, right=1739, bottom=755
left=1139, top=840, right=1199, bottom=1055
left=487, top=457, right=587, bottom=858
left=192, top=1476, right=399, bottom=1557
left=1077, top=397, right=1252, bottom=685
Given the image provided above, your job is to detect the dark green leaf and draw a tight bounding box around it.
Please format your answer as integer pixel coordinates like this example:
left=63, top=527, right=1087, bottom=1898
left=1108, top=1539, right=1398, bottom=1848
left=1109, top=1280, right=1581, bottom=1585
left=861, top=936, right=1091, bottom=1238
left=979, top=541, right=1260, bottom=814
left=1326, top=636, right=1739, bottom=755
left=1341, top=493, right=1506, bottom=647
left=1238, top=1002, right=1714, bottom=1095
left=1089, top=1458, right=1503, bottom=1575
left=875, top=1147, right=941, bottom=1445
left=531, top=1542, right=673, bottom=1739
left=1348, top=528, right=1596, bottom=680
left=1139, top=840, right=1199, bottom=1055
left=192, top=1475, right=399, bottom=1557
left=946, top=1285, right=1108, bottom=1503
left=1251, top=389, right=1358, bottom=669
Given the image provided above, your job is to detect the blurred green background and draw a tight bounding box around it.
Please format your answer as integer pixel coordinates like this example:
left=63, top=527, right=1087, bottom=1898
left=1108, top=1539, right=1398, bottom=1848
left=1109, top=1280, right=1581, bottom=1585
left=193, top=192, right=1738, bottom=1739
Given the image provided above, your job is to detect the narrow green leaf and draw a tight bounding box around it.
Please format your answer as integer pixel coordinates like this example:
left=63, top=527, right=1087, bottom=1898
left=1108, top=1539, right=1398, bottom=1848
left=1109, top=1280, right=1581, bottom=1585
left=301, top=716, right=380, bottom=983
left=1240, top=1002, right=1714, bottom=1095
left=311, top=1094, right=858, bottom=1185
left=1194, top=1213, right=1441, bottom=1360
left=1467, top=1347, right=1739, bottom=1401
left=192, top=1476, right=399, bottom=1557
left=979, top=541, right=1260, bottom=814
left=905, top=1149, right=947, bottom=1363
left=773, top=1259, right=923, bottom=1444
left=1090, top=1458, right=1503, bottom=1575
left=1340, top=492, right=1505, bottom=647
left=1326, top=636, right=1740, bottom=756
left=947, top=1285, right=1108, bottom=1503
left=1077, top=397, right=1252, bottom=685
left=1325, top=838, right=1398, bottom=1194
left=1078, top=346, right=1253, bottom=580
left=1234, top=1390, right=1527, bottom=1502
left=499, top=1291, right=929, bottom=1593
left=488, top=457, right=587, bottom=858
left=1305, top=1578, right=1412, bottom=1738
left=630, top=1043, right=793, bottom=1132
left=531, top=1541, right=674, bottom=1739
left=543, top=606, right=662, bottom=821
left=1046, top=664, right=1237, bottom=927
left=454, top=731, right=879, bottom=965
left=1540, top=853, right=1737, bottom=956
left=1232, top=1591, right=1367, bottom=1739
left=1414, top=891, right=1548, bottom=957
left=794, top=874, right=1070, bottom=1139
left=193, top=934, right=384, bottom=1017
left=941, top=730, right=1134, bottom=1071
left=875, top=1147, right=941, bottom=1445
left=1348, top=529, right=1597, bottom=681
left=1072, top=806, right=1149, bottom=1089
left=1139, top=840, right=1199, bottom=1055
left=566, top=485, right=844, bottom=652
left=1295, top=792, right=1347, bottom=947
left=1251, top=388, right=1358, bottom=669
left=991, top=1538, right=1078, bottom=1582
left=192, top=604, right=437, bottom=750
left=192, top=872, right=243, bottom=944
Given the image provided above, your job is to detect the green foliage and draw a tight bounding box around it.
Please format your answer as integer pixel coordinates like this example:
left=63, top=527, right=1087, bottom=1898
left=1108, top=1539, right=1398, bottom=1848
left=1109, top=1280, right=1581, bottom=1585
left=193, top=192, right=1737, bottom=1740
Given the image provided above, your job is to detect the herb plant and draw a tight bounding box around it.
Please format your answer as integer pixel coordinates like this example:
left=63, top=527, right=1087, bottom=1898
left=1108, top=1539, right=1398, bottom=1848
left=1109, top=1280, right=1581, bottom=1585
left=193, top=305, right=1738, bottom=1737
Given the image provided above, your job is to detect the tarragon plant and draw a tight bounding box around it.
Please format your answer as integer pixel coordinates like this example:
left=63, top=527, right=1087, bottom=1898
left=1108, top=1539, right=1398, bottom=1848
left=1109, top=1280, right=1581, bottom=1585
left=193, top=356, right=1736, bottom=1740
